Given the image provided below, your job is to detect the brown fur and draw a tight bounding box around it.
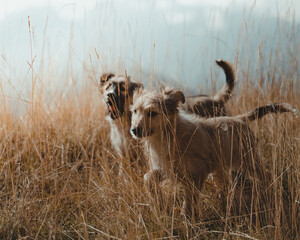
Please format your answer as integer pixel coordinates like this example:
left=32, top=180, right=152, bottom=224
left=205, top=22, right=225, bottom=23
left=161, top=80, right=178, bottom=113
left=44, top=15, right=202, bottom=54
left=130, top=89, right=298, bottom=216
left=183, top=60, right=235, bottom=117
left=238, top=103, right=299, bottom=121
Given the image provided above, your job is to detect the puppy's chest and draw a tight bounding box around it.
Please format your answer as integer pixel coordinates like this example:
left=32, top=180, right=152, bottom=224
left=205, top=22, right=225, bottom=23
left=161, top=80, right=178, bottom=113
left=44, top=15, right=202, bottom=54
left=107, top=118, right=130, bottom=153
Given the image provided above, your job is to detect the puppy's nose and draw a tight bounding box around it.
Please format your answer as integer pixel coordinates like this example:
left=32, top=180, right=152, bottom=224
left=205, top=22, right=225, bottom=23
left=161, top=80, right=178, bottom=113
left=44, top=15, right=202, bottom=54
left=131, top=128, right=137, bottom=136
left=131, top=127, right=141, bottom=137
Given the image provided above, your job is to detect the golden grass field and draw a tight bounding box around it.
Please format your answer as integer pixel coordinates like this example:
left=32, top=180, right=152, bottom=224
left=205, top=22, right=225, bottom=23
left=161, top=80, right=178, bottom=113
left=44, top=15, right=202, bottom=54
left=0, top=14, right=300, bottom=239
left=0, top=57, right=299, bottom=239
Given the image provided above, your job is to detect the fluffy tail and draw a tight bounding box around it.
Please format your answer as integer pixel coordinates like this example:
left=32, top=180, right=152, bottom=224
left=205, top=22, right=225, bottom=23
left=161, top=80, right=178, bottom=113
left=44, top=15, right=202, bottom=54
left=238, top=103, right=299, bottom=122
left=213, top=60, right=235, bottom=103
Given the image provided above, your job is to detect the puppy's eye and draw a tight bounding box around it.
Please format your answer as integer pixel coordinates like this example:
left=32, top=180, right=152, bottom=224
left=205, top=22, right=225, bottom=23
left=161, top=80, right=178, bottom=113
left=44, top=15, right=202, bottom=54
left=133, top=109, right=137, bottom=114
left=147, top=111, right=158, bottom=118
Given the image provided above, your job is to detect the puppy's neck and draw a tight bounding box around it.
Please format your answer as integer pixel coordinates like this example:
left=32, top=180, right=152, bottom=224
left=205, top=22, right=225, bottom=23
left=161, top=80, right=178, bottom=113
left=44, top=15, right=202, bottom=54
left=108, top=112, right=132, bottom=140
left=145, top=114, right=181, bottom=172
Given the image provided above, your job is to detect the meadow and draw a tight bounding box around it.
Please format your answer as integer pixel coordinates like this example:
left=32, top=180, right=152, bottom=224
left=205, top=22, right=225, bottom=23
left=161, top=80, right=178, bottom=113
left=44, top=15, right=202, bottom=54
left=0, top=10, right=300, bottom=240
left=0, top=57, right=299, bottom=239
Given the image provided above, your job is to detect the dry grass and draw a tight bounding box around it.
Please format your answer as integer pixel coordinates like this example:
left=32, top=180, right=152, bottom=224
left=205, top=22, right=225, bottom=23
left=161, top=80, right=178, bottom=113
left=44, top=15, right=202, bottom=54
left=0, top=59, right=299, bottom=239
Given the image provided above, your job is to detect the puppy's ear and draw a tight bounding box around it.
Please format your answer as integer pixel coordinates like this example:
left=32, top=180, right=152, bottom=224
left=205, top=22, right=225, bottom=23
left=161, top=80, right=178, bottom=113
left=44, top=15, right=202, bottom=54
left=164, top=88, right=185, bottom=105
left=99, top=73, right=115, bottom=93
left=133, top=86, right=144, bottom=100
left=129, top=82, right=144, bottom=93
left=163, top=89, right=185, bottom=114
left=100, top=73, right=115, bottom=84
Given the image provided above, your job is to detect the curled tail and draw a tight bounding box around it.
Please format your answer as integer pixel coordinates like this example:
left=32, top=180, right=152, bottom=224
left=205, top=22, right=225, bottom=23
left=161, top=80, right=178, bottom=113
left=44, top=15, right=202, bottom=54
left=239, top=103, right=299, bottom=122
left=213, top=60, right=235, bottom=103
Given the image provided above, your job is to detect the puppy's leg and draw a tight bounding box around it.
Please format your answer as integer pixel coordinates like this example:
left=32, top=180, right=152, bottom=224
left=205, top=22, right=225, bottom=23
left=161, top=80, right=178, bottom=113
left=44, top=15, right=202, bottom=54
left=243, top=148, right=271, bottom=185
left=182, top=175, right=206, bottom=220
left=144, top=169, right=168, bottom=209
left=241, top=149, right=273, bottom=226
left=213, top=168, right=230, bottom=189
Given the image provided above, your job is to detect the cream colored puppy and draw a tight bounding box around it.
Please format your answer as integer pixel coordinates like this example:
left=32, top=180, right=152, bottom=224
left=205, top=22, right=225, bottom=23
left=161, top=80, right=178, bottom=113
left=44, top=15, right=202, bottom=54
left=130, top=88, right=298, bottom=215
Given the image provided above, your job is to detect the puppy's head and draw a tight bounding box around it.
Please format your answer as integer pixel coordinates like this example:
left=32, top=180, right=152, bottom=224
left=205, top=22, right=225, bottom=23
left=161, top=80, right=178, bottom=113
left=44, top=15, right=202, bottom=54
left=99, top=73, right=143, bottom=120
left=130, top=88, right=185, bottom=139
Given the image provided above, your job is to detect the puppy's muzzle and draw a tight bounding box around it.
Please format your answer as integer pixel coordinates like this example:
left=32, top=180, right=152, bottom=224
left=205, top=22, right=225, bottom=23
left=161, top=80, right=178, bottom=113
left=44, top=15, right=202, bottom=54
left=106, top=93, right=116, bottom=106
left=105, top=93, right=121, bottom=119
left=131, top=126, right=143, bottom=138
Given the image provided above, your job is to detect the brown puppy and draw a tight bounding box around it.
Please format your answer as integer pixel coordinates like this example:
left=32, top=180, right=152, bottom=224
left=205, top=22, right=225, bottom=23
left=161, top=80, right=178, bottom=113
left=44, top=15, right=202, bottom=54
left=130, top=88, right=298, bottom=215
left=99, top=60, right=235, bottom=166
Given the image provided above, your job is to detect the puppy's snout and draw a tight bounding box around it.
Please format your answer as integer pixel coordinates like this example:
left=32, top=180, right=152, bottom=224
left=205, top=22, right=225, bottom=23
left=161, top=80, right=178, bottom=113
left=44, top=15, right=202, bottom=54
left=106, top=93, right=116, bottom=105
left=131, top=127, right=142, bottom=138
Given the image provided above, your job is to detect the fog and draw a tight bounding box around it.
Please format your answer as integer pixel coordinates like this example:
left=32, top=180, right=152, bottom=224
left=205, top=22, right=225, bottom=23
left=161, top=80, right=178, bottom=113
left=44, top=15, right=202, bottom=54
left=0, top=0, right=299, bottom=99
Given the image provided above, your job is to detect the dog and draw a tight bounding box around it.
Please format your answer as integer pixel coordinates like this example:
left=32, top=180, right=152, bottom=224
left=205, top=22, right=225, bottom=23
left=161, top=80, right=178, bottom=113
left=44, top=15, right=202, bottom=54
left=99, top=73, right=144, bottom=173
left=99, top=60, right=235, bottom=168
left=130, top=88, right=298, bottom=215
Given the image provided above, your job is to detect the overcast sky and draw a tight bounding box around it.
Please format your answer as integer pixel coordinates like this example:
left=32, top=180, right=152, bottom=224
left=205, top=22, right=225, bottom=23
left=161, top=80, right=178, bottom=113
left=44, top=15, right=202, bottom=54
left=0, top=0, right=299, bottom=102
